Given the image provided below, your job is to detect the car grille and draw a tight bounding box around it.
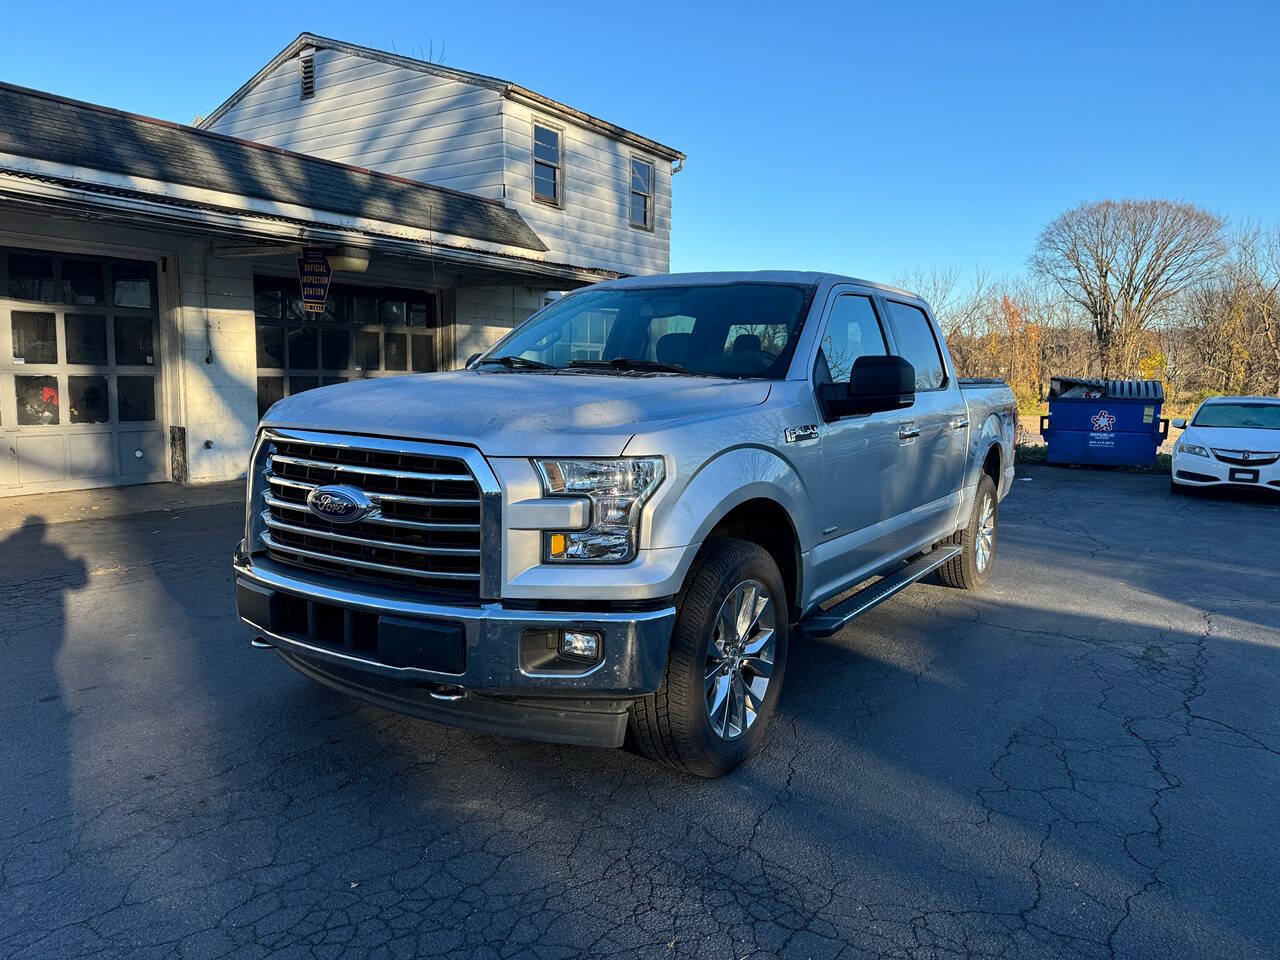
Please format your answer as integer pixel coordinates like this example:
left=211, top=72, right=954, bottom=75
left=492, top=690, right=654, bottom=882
left=1212, top=449, right=1280, bottom=466
left=258, top=435, right=485, bottom=599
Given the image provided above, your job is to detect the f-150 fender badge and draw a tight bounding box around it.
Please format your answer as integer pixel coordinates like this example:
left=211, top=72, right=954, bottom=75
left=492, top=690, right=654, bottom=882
left=785, top=424, right=819, bottom=443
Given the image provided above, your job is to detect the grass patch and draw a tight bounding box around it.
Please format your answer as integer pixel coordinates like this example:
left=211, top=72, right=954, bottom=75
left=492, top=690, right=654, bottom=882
left=1015, top=442, right=1171, bottom=475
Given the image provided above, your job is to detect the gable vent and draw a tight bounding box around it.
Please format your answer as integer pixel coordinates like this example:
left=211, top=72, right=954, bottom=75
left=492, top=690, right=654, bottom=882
left=299, top=53, right=315, bottom=100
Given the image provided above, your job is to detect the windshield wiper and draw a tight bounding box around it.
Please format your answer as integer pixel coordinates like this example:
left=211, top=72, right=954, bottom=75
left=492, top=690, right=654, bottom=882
left=478, top=355, right=555, bottom=370
left=567, top=357, right=689, bottom=374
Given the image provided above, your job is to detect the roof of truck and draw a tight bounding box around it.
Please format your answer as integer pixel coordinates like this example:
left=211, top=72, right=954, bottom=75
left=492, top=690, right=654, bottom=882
left=590, top=270, right=922, bottom=301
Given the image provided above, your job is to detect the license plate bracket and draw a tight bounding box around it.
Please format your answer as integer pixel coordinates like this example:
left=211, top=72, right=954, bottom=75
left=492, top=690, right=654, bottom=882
left=1229, top=467, right=1260, bottom=483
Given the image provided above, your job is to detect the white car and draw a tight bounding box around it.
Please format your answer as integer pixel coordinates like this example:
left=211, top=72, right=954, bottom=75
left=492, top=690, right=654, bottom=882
left=1170, top=396, right=1280, bottom=494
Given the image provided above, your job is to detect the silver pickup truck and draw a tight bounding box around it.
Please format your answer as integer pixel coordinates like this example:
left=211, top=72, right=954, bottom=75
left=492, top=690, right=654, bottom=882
left=234, top=271, right=1016, bottom=776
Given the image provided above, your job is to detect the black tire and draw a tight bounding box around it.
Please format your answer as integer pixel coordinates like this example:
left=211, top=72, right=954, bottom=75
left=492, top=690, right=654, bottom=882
left=628, top=538, right=789, bottom=778
left=937, top=474, right=998, bottom=590
left=1170, top=477, right=1188, bottom=496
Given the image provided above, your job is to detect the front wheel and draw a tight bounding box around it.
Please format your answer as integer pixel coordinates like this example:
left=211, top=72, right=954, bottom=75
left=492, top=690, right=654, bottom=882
left=937, top=474, right=998, bottom=590
left=628, top=538, right=788, bottom=777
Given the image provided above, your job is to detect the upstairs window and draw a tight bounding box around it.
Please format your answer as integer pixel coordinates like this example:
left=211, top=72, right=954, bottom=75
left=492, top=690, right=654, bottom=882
left=532, top=122, right=562, bottom=206
left=630, top=157, right=654, bottom=230
left=299, top=53, right=315, bottom=100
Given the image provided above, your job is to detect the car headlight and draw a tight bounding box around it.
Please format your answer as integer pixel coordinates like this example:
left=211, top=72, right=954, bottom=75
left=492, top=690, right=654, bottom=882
left=1176, top=441, right=1209, bottom=458
left=534, top=457, right=665, bottom=562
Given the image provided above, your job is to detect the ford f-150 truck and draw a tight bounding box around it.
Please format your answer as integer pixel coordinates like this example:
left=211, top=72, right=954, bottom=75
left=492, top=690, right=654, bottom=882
left=234, top=271, right=1016, bottom=776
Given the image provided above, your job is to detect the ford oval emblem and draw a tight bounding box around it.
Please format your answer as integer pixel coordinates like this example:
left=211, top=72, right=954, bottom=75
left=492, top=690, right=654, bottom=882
left=306, top=484, right=373, bottom=524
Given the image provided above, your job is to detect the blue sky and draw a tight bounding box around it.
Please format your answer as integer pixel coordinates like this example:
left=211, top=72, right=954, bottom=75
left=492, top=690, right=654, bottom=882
left=4, top=0, right=1278, bottom=280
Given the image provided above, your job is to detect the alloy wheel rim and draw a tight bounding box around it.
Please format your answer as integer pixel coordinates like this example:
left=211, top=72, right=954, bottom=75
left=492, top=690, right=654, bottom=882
left=976, top=495, right=995, bottom=572
left=704, top=578, right=776, bottom=741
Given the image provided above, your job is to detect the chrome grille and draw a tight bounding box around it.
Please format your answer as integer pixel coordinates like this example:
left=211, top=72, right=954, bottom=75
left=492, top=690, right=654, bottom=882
left=258, top=434, right=488, bottom=599
left=1212, top=449, right=1280, bottom=466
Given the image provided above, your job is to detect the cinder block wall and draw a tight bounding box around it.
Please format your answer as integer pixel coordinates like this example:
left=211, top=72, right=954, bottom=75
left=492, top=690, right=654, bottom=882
left=453, top=286, right=548, bottom=366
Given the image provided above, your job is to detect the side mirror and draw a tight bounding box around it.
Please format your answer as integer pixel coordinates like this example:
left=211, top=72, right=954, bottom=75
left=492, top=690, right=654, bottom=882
left=818, top=355, right=915, bottom=421
left=465, top=352, right=482, bottom=368
left=1171, top=418, right=1187, bottom=429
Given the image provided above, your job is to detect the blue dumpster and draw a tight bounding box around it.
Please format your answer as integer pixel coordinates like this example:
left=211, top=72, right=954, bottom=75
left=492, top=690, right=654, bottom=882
left=1039, top=378, right=1168, bottom=467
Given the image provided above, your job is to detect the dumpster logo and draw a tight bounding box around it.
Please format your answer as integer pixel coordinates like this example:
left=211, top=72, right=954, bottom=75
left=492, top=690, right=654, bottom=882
left=1091, top=410, right=1116, bottom=432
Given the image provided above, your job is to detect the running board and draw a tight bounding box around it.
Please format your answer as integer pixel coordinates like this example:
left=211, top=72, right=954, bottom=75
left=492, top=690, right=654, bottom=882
left=797, top=545, right=962, bottom=639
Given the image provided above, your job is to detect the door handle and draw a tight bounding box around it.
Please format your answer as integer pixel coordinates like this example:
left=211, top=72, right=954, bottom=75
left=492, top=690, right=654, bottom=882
left=898, top=426, right=921, bottom=442
left=950, top=418, right=969, bottom=430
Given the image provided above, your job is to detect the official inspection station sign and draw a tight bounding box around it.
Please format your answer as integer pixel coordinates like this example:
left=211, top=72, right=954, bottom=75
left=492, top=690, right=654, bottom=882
left=296, top=248, right=333, bottom=314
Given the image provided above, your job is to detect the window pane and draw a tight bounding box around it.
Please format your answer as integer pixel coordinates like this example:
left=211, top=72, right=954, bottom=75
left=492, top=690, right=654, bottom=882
left=12, top=311, right=57, bottom=363
left=69, top=375, right=109, bottom=423
left=66, top=315, right=108, bottom=364
left=286, top=326, right=318, bottom=369
left=352, top=295, right=379, bottom=324
left=117, top=375, right=155, bottom=422
left=630, top=192, right=649, bottom=227
left=257, top=376, right=284, bottom=417
left=16, top=375, right=60, bottom=425
left=7, top=253, right=56, bottom=301
left=381, top=298, right=406, bottom=326
left=322, top=376, right=347, bottom=386
left=256, top=323, right=285, bottom=368
left=631, top=159, right=651, bottom=194
left=408, top=299, right=436, bottom=328
left=289, top=376, right=319, bottom=394
left=534, top=163, right=558, bottom=201
left=354, top=331, right=380, bottom=370
left=411, top=333, right=435, bottom=372
left=63, top=260, right=105, bottom=304
left=111, top=262, right=153, bottom=308
left=254, top=285, right=282, bottom=319
left=533, top=125, right=560, bottom=163
left=885, top=301, right=946, bottom=390
left=285, top=290, right=307, bottom=322
left=384, top=332, right=407, bottom=370
left=320, top=292, right=345, bottom=323
left=817, top=295, right=888, bottom=384
left=321, top=329, right=350, bottom=370
left=114, top=316, right=155, bottom=365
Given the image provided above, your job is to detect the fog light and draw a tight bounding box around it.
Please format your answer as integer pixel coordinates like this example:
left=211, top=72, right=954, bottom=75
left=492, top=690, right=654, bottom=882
left=559, top=630, right=601, bottom=661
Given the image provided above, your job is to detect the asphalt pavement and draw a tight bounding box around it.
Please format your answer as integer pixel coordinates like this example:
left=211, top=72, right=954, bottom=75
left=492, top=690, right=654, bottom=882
left=2, top=467, right=1278, bottom=960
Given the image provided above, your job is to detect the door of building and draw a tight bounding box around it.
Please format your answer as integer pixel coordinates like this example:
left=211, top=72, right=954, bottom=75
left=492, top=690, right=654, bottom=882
left=0, top=247, right=166, bottom=495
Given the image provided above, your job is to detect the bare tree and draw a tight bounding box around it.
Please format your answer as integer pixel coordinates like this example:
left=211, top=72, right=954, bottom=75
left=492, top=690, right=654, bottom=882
left=1030, top=199, right=1225, bottom=377
left=1228, top=223, right=1280, bottom=396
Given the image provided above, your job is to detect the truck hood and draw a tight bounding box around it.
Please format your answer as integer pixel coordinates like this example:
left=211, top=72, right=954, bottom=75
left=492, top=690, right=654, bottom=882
left=261, top=371, right=773, bottom=457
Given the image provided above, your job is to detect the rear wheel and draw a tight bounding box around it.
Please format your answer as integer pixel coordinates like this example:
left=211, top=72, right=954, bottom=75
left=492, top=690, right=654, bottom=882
left=628, top=538, right=788, bottom=777
left=938, top=474, right=998, bottom=590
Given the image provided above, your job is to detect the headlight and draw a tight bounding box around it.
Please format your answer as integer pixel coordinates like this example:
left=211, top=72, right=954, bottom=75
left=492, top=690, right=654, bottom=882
left=534, top=457, right=665, bottom=562
left=1176, top=441, right=1209, bottom=458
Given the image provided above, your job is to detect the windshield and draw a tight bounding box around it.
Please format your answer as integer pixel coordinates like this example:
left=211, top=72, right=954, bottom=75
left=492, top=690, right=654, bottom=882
left=480, top=282, right=815, bottom=378
left=1192, top=402, right=1280, bottom=430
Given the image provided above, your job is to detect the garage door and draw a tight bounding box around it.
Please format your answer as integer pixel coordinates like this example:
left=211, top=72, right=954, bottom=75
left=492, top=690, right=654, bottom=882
left=0, top=247, right=166, bottom=494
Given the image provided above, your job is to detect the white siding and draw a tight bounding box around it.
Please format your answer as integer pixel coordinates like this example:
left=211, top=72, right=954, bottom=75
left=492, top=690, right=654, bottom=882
left=502, top=102, right=672, bottom=276
left=207, top=49, right=508, bottom=199
left=207, top=47, right=676, bottom=276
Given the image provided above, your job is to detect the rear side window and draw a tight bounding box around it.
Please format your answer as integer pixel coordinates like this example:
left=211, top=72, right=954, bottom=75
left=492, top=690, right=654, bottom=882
left=815, top=294, right=888, bottom=384
left=885, top=301, right=947, bottom=390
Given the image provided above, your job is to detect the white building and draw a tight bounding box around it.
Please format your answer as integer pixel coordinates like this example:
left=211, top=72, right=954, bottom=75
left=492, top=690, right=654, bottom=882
left=0, top=33, right=684, bottom=497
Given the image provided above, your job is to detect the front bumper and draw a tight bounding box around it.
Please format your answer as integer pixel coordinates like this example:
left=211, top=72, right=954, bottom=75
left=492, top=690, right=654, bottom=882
left=1172, top=453, right=1280, bottom=491
left=233, top=549, right=676, bottom=748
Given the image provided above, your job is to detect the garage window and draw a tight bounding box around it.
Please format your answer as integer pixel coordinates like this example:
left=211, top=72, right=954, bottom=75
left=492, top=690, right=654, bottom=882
left=253, top=276, right=441, bottom=417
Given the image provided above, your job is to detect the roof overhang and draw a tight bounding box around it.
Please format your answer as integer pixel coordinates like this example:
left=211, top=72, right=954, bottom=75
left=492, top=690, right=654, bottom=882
left=0, top=157, right=619, bottom=287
